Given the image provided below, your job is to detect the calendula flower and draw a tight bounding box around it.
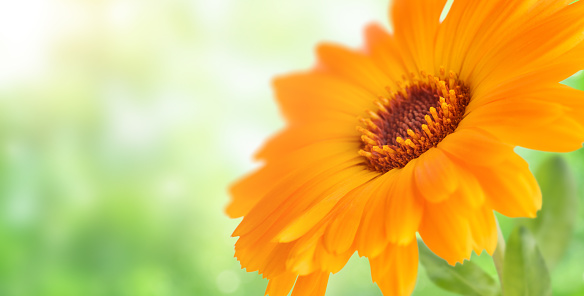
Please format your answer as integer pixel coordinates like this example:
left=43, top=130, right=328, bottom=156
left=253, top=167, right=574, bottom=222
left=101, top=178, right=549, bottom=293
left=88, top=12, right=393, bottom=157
left=228, top=0, right=584, bottom=295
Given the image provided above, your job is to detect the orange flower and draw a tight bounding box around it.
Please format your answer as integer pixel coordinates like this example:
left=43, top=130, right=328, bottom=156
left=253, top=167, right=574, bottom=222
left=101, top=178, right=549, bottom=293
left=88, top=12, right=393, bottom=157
left=227, top=0, right=584, bottom=295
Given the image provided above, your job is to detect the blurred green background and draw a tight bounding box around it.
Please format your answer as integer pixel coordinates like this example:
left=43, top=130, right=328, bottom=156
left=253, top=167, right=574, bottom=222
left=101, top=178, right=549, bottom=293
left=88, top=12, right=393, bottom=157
left=0, top=0, right=582, bottom=295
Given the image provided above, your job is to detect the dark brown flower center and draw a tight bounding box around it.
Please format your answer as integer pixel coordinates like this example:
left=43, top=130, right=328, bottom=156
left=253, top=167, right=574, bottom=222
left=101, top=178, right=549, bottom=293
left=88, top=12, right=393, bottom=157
left=358, top=71, right=471, bottom=173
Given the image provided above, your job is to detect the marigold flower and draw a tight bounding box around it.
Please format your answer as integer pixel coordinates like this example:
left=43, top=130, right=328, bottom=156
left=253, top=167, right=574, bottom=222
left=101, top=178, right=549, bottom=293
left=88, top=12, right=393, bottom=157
left=227, top=0, right=584, bottom=295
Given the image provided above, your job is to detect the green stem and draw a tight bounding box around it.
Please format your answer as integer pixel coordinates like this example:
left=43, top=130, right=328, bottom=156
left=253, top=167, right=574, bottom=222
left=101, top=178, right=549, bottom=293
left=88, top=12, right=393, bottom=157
left=492, top=220, right=506, bottom=292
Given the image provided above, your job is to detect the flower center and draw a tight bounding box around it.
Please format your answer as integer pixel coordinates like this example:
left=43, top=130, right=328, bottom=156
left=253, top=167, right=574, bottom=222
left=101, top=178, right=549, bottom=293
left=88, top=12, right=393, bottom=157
left=358, top=70, right=471, bottom=173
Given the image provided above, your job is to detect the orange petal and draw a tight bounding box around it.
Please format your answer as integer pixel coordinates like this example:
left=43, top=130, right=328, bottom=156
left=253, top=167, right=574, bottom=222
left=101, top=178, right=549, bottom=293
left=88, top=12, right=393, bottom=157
left=234, top=236, right=294, bottom=279
left=438, top=127, right=512, bottom=166
left=314, top=245, right=354, bottom=275
left=436, top=0, right=518, bottom=77
left=462, top=98, right=565, bottom=130
left=323, top=179, right=377, bottom=255
left=461, top=98, right=584, bottom=152
left=414, top=148, right=459, bottom=203
left=497, top=116, right=584, bottom=152
left=228, top=141, right=356, bottom=220
left=419, top=198, right=473, bottom=265
left=536, top=84, right=584, bottom=120
left=369, top=240, right=419, bottom=296
left=255, top=121, right=359, bottom=161
left=355, top=171, right=396, bottom=258
left=316, top=43, right=391, bottom=96
left=467, top=206, right=497, bottom=256
left=450, top=162, right=486, bottom=209
left=364, top=24, right=413, bottom=82
left=470, top=1, right=584, bottom=93
left=385, top=161, right=424, bottom=244
left=290, top=272, right=330, bottom=296
left=391, top=0, right=448, bottom=73
left=471, top=42, right=584, bottom=104
left=283, top=222, right=353, bottom=276
left=276, top=168, right=378, bottom=243
left=265, top=273, right=297, bottom=296
left=470, top=153, right=542, bottom=218
left=273, top=72, right=375, bottom=124
left=353, top=164, right=422, bottom=256
left=286, top=228, right=322, bottom=275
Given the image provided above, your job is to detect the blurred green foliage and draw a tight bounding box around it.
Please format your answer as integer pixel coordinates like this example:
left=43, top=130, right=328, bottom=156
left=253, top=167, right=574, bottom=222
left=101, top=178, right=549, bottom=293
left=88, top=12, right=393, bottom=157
left=418, top=241, right=500, bottom=296
left=502, top=227, right=551, bottom=296
left=0, top=1, right=582, bottom=296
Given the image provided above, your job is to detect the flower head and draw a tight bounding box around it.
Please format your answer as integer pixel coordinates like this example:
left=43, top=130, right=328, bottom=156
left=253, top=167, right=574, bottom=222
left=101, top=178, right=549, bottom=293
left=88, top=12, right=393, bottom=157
left=228, top=0, right=584, bottom=295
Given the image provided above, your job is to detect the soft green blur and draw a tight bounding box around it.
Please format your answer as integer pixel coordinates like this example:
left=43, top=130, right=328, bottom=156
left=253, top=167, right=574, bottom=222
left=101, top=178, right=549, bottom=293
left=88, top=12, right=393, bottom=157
left=0, top=0, right=582, bottom=295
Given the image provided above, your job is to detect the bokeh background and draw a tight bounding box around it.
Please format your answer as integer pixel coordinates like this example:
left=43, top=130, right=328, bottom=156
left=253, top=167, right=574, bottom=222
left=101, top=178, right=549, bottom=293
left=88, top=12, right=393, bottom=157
left=0, top=0, right=583, bottom=295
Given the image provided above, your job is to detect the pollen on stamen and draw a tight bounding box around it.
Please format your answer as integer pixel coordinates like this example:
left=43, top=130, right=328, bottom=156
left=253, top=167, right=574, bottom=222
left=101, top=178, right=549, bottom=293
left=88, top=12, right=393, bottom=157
left=357, top=70, right=471, bottom=173
left=430, top=107, right=439, bottom=121
left=407, top=129, right=419, bottom=140
left=422, top=124, right=432, bottom=136
left=404, top=139, right=417, bottom=149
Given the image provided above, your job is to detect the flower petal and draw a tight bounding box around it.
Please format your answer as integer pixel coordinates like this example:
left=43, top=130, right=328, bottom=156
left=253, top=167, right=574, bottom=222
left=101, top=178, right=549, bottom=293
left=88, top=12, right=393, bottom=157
left=255, top=121, right=358, bottom=161
left=385, top=160, right=424, bottom=244
left=273, top=72, right=375, bottom=124
left=369, top=240, right=419, bottom=296
left=265, top=273, right=297, bottom=296
left=450, top=163, right=486, bottom=209
left=460, top=98, right=584, bottom=152
left=290, top=272, right=330, bottom=296
left=467, top=207, right=497, bottom=255
left=468, top=153, right=542, bottom=218
left=355, top=171, right=396, bottom=258
left=419, top=198, right=473, bottom=265
left=391, top=0, right=448, bottom=73
left=276, top=168, right=378, bottom=243
left=233, top=158, right=365, bottom=238
left=438, top=127, right=512, bottom=166
left=323, top=179, right=377, bottom=254
left=228, top=141, right=357, bottom=220
left=354, top=165, right=423, bottom=257
left=316, top=43, right=391, bottom=96
left=364, top=24, right=413, bottom=82
left=470, top=1, right=584, bottom=95
left=414, top=148, right=458, bottom=203
left=314, top=247, right=354, bottom=275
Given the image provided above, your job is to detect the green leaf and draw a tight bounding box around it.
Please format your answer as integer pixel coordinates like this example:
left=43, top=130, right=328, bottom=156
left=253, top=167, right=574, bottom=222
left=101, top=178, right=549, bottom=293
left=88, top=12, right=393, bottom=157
left=561, top=70, right=584, bottom=91
left=502, top=226, right=551, bottom=296
left=418, top=239, right=501, bottom=296
left=516, top=156, right=578, bottom=269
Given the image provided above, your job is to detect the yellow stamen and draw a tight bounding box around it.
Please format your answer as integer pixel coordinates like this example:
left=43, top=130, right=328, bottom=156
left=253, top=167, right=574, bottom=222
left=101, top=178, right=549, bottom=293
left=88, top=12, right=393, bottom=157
left=375, top=100, right=388, bottom=113
left=372, top=146, right=384, bottom=154
left=396, top=137, right=405, bottom=146
left=449, top=90, right=457, bottom=104
left=357, top=69, right=471, bottom=173
left=422, top=124, right=432, bottom=136
left=356, top=126, right=378, bottom=139
left=367, top=110, right=381, bottom=120
left=405, top=139, right=417, bottom=149
left=425, top=115, right=434, bottom=125
left=359, top=118, right=378, bottom=131
left=358, top=150, right=372, bottom=158
left=441, top=103, right=450, bottom=117
left=379, top=96, right=390, bottom=105
left=430, top=107, right=439, bottom=121
left=382, top=145, right=396, bottom=154
left=361, top=135, right=377, bottom=146
left=407, top=129, right=419, bottom=140
left=439, top=81, right=449, bottom=98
